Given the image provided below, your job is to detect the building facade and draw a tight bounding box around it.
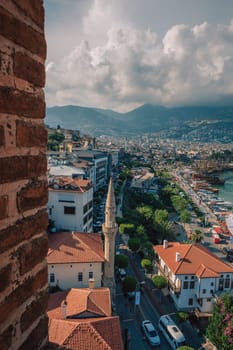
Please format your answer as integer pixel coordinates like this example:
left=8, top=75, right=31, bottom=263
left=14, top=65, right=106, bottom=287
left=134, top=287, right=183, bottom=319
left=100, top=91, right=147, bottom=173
left=154, top=241, right=233, bottom=314
left=47, top=232, right=104, bottom=290
left=48, top=177, right=93, bottom=232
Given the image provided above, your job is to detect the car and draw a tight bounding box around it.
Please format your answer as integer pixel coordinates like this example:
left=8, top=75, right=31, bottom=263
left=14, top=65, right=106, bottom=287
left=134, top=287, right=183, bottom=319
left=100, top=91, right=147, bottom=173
left=226, top=250, right=233, bottom=262
left=142, top=320, right=160, bottom=346
left=118, top=268, right=127, bottom=280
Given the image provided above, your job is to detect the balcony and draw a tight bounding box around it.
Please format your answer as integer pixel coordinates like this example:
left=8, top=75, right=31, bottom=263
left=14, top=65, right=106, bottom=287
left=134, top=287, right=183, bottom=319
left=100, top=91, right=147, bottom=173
left=157, top=264, right=181, bottom=294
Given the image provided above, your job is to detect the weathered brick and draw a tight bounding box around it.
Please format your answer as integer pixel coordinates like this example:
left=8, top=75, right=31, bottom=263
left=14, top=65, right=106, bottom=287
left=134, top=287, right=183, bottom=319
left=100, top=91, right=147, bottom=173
left=0, top=125, right=5, bottom=146
left=0, top=324, right=14, bottom=350
left=0, top=154, right=47, bottom=184
left=0, top=266, right=48, bottom=326
left=14, top=52, right=45, bottom=87
left=0, top=86, right=45, bottom=119
left=0, top=264, right=11, bottom=292
left=19, top=316, right=48, bottom=350
left=0, top=209, right=48, bottom=254
left=17, top=179, right=48, bottom=212
left=0, top=195, right=8, bottom=219
left=0, top=5, right=46, bottom=59
left=16, top=120, right=47, bottom=147
left=16, top=235, right=48, bottom=275
left=12, top=0, right=45, bottom=29
left=20, top=290, right=48, bottom=333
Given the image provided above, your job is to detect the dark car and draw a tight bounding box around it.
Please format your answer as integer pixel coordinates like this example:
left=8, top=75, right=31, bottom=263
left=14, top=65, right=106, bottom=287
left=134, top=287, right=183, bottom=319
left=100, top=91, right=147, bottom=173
left=226, top=250, right=233, bottom=262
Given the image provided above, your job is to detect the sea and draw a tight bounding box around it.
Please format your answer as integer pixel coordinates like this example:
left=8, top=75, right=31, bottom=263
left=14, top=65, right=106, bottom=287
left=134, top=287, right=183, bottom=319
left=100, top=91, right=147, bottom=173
left=216, top=170, right=233, bottom=205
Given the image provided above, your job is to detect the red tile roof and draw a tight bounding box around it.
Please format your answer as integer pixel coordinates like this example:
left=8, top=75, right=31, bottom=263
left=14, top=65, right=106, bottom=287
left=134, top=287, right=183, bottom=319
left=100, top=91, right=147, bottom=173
left=154, top=242, right=233, bottom=277
left=49, top=177, right=92, bottom=192
left=48, top=288, right=111, bottom=319
left=47, top=232, right=104, bottom=264
left=49, top=317, right=123, bottom=350
left=48, top=289, right=123, bottom=350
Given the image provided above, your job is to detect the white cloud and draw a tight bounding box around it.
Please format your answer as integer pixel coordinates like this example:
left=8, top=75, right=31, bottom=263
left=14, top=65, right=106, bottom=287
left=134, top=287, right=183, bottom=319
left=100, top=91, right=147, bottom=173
left=45, top=1, right=233, bottom=111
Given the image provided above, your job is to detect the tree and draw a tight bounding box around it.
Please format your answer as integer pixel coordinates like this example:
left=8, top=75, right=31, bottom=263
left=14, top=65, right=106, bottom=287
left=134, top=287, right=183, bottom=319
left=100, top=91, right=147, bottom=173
left=152, top=275, right=167, bottom=289
left=206, top=293, right=233, bottom=350
left=191, top=229, right=203, bottom=243
left=141, top=259, right=152, bottom=272
left=177, top=347, right=194, bottom=350
left=115, top=254, right=129, bottom=269
left=154, top=209, right=169, bottom=226
left=128, top=238, right=140, bottom=252
left=177, top=311, right=189, bottom=323
left=119, top=223, right=135, bottom=236
left=136, top=225, right=148, bottom=243
left=122, top=276, right=137, bottom=293
left=180, top=210, right=191, bottom=231
left=152, top=275, right=167, bottom=301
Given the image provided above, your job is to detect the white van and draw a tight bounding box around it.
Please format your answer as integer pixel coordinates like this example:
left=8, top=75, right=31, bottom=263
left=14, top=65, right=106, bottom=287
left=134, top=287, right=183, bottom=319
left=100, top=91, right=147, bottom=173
left=158, top=314, right=186, bottom=349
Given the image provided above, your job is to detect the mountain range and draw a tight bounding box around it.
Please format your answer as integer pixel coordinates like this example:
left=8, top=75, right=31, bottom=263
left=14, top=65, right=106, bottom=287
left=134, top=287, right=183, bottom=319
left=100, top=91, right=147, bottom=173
left=45, top=104, right=233, bottom=141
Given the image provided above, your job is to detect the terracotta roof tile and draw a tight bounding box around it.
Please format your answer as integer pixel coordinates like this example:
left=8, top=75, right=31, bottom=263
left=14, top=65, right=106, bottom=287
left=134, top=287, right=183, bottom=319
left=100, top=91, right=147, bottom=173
left=47, top=288, right=111, bottom=319
left=47, top=232, right=104, bottom=264
left=48, top=289, right=123, bottom=350
left=49, top=317, right=123, bottom=350
left=196, top=264, right=219, bottom=278
left=155, top=242, right=233, bottom=277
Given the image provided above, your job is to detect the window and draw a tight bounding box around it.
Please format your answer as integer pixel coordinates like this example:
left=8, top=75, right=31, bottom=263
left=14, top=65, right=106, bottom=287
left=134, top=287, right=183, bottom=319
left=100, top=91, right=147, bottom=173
left=190, top=281, right=195, bottom=289
left=185, top=276, right=188, bottom=280
left=50, top=273, right=55, bottom=283
left=225, top=278, right=230, bottom=288
left=49, top=207, right=52, bottom=215
left=64, top=206, right=76, bottom=215
left=188, top=298, right=193, bottom=306
left=211, top=282, right=214, bottom=286
left=207, top=298, right=211, bottom=302
left=89, top=272, right=93, bottom=279
left=202, top=289, right=206, bottom=294
left=191, top=276, right=194, bottom=280
left=78, top=272, right=83, bottom=281
left=183, top=281, right=188, bottom=289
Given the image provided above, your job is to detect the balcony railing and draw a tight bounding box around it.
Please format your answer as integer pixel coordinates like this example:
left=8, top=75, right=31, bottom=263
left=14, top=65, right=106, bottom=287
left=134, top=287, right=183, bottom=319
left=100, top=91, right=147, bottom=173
left=157, top=264, right=181, bottom=293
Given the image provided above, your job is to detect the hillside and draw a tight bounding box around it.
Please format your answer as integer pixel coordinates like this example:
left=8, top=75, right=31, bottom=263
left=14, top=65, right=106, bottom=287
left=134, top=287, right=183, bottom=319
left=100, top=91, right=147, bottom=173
left=45, top=104, right=233, bottom=141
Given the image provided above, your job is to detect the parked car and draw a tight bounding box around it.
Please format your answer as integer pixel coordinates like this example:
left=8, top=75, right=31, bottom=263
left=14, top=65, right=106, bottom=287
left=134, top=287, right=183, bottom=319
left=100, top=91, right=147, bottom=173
left=142, top=320, right=160, bottom=346
left=226, top=250, right=233, bottom=262
left=118, top=268, right=127, bottom=280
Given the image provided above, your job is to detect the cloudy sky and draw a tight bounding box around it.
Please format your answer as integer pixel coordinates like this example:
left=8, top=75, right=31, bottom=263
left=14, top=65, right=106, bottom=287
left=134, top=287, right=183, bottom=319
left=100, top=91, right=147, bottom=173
left=44, top=0, right=233, bottom=112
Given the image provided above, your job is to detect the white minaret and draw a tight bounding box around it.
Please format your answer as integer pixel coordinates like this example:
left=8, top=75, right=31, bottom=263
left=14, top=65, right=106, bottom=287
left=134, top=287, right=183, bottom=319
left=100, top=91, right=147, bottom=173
left=102, top=177, right=118, bottom=304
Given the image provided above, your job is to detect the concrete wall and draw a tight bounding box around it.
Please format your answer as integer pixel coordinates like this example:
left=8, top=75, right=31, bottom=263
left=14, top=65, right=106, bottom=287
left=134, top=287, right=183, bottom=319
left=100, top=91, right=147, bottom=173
left=48, top=262, right=102, bottom=290
left=0, top=1, right=48, bottom=349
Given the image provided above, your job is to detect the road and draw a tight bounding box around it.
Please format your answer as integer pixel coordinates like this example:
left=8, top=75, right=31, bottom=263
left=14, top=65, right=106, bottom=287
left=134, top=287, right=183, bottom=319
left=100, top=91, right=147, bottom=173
left=115, top=179, right=205, bottom=349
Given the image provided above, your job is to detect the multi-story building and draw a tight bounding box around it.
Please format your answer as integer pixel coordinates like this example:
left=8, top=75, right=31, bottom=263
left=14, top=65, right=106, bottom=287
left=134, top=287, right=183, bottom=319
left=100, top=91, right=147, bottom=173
left=48, top=177, right=93, bottom=232
left=47, top=232, right=104, bottom=290
left=77, top=150, right=109, bottom=191
left=154, top=241, right=233, bottom=314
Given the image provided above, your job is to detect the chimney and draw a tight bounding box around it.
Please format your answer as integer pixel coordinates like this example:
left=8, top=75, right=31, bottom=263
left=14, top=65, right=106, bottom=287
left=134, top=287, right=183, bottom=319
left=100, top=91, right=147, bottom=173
left=89, top=278, right=95, bottom=289
left=175, top=252, right=181, bottom=262
left=163, top=240, right=168, bottom=249
left=61, top=300, right=67, bottom=319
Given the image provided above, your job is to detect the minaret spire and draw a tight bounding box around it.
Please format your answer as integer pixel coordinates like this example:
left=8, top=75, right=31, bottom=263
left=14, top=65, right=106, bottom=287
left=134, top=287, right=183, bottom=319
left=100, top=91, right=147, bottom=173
left=102, top=177, right=118, bottom=305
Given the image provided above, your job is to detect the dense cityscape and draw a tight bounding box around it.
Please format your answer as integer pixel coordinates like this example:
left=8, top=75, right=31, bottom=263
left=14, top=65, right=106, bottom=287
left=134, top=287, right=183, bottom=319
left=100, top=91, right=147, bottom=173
left=1, top=1, right=233, bottom=350
left=46, top=124, right=233, bottom=349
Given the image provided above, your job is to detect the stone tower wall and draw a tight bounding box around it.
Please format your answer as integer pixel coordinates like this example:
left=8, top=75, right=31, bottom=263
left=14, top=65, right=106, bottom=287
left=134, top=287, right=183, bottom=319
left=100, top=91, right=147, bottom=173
left=0, top=1, right=48, bottom=349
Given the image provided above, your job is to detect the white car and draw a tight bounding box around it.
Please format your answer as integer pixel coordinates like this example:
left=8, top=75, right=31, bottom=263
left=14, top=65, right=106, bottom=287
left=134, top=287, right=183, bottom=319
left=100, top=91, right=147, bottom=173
left=142, top=320, right=160, bottom=346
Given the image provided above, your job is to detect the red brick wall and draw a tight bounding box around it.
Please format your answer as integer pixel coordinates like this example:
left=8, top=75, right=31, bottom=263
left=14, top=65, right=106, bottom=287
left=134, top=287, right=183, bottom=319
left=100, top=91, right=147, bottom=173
left=0, top=1, right=48, bottom=349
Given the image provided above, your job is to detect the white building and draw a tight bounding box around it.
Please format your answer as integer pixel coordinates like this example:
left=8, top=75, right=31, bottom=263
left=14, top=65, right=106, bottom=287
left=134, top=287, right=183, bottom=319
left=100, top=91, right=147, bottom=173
left=77, top=150, right=108, bottom=191
left=47, top=232, right=104, bottom=290
left=154, top=241, right=233, bottom=314
left=48, top=177, right=93, bottom=232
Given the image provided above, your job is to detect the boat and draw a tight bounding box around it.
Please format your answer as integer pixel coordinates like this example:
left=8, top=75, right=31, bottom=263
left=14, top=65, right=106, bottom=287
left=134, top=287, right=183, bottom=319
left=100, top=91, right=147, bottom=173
left=192, top=173, right=225, bottom=185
